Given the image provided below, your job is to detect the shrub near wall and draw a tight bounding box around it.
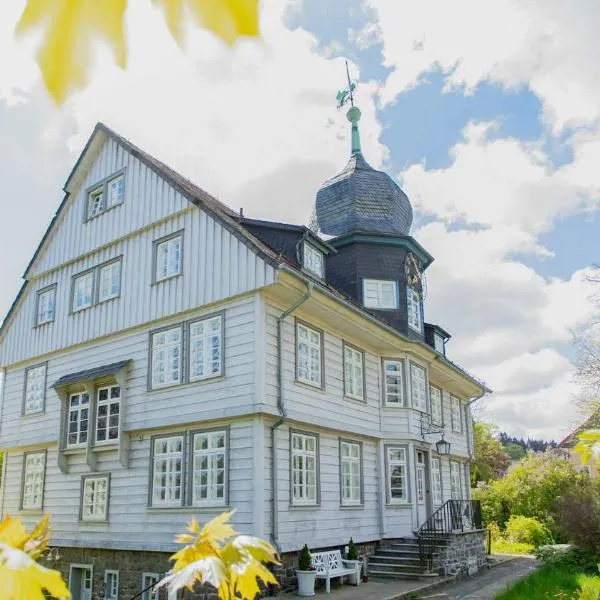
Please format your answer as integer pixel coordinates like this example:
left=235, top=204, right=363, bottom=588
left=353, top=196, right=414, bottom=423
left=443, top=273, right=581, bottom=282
left=505, top=516, right=553, bottom=548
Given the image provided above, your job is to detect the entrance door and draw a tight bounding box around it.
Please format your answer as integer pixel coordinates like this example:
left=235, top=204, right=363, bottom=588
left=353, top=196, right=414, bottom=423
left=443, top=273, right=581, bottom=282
left=415, top=450, right=432, bottom=527
left=70, top=566, right=93, bottom=600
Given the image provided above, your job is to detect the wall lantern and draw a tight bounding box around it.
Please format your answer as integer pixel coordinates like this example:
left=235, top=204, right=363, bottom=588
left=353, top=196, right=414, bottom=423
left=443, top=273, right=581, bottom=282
left=435, top=436, right=451, bottom=456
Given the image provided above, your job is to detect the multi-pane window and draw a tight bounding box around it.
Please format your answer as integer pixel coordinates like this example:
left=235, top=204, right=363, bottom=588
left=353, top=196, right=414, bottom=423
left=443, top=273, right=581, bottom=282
left=431, top=457, right=443, bottom=506
left=434, top=333, right=445, bottom=354
left=98, top=260, right=121, bottom=302
left=108, top=174, right=125, bottom=207
left=155, top=234, right=182, bottom=282
left=410, top=363, right=428, bottom=411
left=344, top=345, right=364, bottom=400
left=189, top=316, right=222, bottom=381
left=407, top=287, right=422, bottom=331
left=296, top=323, right=322, bottom=387
left=383, top=360, right=405, bottom=405
left=340, top=441, right=361, bottom=506
left=151, top=327, right=182, bottom=388
left=24, top=364, right=46, bottom=415
left=363, top=279, right=398, bottom=309
left=73, top=271, right=94, bottom=312
left=430, top=385, right=443, bottom=424
left=104, top=571, right=119, bottom=600
left=451, top=396, right=463, bottom=433
left=450, top=461, right=462, bottom=499
left=36, top=286, right=56, bottom=325
left=96, top=386, right=120, bottom=444
left=387, top=447, right=408, bottom=503
left=67, top=392, right=90, bottom=447
left=22, top=451, right=45, bottom=510
left=81, top=475, right=109, bottom=521
left=192, top=430, right=227, bottom=505
left=291, top=432, right=318, bottom=505
left=303, top=243, right=324, bottom=278
left=415, top=451, right=426, bottom=504
left=88, top=186, right=104, bottom=218
left=152, top=436, right=184, bottom=506
left=142, top=573, right=159, bottom=600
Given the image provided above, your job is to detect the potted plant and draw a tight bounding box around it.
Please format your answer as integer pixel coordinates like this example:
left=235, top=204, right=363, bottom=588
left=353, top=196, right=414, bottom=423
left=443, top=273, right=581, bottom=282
left=296, top=544, right=316, bottom=597
left=345, top=538, right=362, bottom=585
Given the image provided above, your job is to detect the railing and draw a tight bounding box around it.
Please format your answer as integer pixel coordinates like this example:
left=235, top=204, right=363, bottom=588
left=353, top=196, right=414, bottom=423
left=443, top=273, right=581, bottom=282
left=416, top=499, right=482, bottom=573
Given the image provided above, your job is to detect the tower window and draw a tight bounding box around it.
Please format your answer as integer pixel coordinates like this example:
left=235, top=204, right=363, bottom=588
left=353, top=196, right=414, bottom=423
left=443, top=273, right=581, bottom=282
left=302, top=243, right=324, bottom=278
left=363, top=279, right=398, bottom=309
left=407, top=288, right=422, bottom=331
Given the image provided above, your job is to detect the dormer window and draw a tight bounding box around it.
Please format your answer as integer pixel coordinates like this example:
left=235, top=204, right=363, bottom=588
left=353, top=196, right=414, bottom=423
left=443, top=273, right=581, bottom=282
left=407, top=287, right=422, bottom=332
left=363, top=279, right=398, bottom=310
left=303, top=243, right=324, bottom=278
left=434, top=332, right=445, bottom=354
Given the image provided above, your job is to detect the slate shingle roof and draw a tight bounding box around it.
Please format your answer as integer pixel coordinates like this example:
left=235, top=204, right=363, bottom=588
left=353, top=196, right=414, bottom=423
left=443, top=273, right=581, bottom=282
left=52, top=360, right=131, bottom=388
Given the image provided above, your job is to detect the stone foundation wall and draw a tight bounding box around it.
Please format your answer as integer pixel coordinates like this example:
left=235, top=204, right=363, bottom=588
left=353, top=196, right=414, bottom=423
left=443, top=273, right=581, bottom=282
left=437, top=530, right=487, bottom=577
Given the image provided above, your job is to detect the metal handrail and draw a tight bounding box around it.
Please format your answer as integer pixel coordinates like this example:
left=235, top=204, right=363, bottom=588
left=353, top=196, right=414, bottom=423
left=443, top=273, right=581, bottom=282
left=416, top=499, right=482, bottom=573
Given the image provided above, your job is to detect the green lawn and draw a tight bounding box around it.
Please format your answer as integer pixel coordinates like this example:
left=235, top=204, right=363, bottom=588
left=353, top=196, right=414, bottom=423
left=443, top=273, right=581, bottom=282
left=491, top=538, right=534, bottom=555
left=495, top=564, right=600, bottom=599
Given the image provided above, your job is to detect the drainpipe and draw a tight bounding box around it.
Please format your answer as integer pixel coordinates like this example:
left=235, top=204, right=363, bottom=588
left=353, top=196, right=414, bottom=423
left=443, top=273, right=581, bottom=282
left=271, top=283, right=313, bottom=553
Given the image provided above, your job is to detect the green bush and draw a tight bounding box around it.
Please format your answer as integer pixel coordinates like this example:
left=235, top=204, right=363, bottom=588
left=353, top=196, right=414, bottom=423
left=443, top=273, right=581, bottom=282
left=505, top=515, right=553, bottom=548
left=488, top=522, right=501, bottom=541
left=536, top=547, right=600, bottom=575
left=298, top=544, right=312, bottom=571
left=347, top=538, right=358, bottom=560
left=578, top=579, right=600, bottom=600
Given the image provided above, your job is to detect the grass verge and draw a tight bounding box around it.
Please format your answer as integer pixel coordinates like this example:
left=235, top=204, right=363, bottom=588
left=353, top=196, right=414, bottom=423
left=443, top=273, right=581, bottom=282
left=495, top=563, right=600, bottom=599
left=491, top=539, right=534, bottom=555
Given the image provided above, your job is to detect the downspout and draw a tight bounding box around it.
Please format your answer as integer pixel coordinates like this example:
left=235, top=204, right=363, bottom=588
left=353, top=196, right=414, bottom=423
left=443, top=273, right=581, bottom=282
left=271, top=283, right=313, bottom=553
left=0, top=368, right=6, bottom=518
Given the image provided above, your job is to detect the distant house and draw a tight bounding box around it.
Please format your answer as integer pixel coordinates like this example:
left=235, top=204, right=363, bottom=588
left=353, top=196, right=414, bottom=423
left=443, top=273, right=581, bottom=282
left=0, top=108, right=488, bottom=598
left=557, top=411, right=600, bottom=478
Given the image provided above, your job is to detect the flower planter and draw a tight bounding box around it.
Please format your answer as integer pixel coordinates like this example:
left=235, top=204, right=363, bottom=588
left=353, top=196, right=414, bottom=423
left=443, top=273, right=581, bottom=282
left=345, top=559, right=362, bottom=585
left=296, top=569, right=317, bottom=597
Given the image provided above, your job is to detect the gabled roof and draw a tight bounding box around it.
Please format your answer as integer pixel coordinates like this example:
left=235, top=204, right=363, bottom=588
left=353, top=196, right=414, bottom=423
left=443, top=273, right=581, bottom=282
left=558, top=410, right=600, bottom=448
left=53, top=360, right=131, bottom=388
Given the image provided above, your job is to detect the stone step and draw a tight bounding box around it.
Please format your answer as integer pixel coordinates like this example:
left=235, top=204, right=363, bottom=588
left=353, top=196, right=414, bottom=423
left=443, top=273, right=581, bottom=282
left=369, top=555, right=423, bottom=565
left=366, top=569, right=422, bottom=580
left=368, top=561, right=424, bottom=573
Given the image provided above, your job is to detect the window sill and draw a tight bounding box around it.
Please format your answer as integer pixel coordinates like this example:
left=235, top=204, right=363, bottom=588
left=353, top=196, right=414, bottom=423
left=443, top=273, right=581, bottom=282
left=148, top=375, right=224, bottom=393
left=20, top=508, right=43, bottom=515
left=84, top=201, right=123, bottom=223
left=34, top=320, right=54, bottom=329
left=21, top=410, right=46, bottom=419
left=385, top=503, right=412, bottom=509
left=98, top=295, right=120, bottom=306
left=79, top=519, right=109, bottom=525
left=294, top=379, right=325, bottom=393
left=91, top=443, right=119, bottom=452
left=71, top=305, right=93, bottom=315
left=62, top=447, right=86, bottom=455
left=147, top=506, right=231, bottom=513
left=152, top=273, right=183, bottom=286
left=344, top=394, right=367, bottom=404
left=340, top=504, right=364, bottom=510
left=289, top=503, right=321, bottom=510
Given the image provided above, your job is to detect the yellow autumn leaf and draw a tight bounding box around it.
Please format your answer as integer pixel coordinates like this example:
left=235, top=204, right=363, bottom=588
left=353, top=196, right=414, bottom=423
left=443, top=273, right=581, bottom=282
left=15, top=0, right=127, bottom=104
left=152, top=0, right=259, bottom=46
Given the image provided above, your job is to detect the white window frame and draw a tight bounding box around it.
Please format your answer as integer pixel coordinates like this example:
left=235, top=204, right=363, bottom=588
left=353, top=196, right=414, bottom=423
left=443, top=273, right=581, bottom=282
left=21, top=450, right=46, bottom=510
left=340, top=440, right=362, bottom=506
left=154, top=233, right=183, bottom=282
left=434, top=332, right=445, bottom=354
left=383, top=359, right=405, bottom=406
left=450, top=461, right=462, bottom=500
left=69, top=565, right=93, bottom=600
left=387, top=446, right=408, bottom=504
left=407, top=287, right=422, bottom=332
left=296, top=321, right=323, bottom=388
left=189, top=315, right=223, bottom=382
left=191, top=429, right=228, bottom=506
left=66, top=392, right=90, bottom=448
left=150, top=326, right=183, bottom=389
left=291, top=431, right=318, bottom=505
left=98, top=259, right=122, bottom=303
left=107, top=173, right=125, bottom=207
left=95, top=385, right=121, bottom=445
left=142, top=573, right=159, bottom=600
left=344, top=344, right=364, bottom=400
left=431, top=457, right=443, bottom=506
left=23, top=363, right=47, bottom=415
left=451, top=395, right=463, bottom=434
left=72, top=270, right=95, bottom=312
left=415, top=450, right=426, bottom=505
left=87, top=185, right=105, bottom=219
left=430, top=385, right=443, bottom=425
left=410, top=363, right=428, bottom=412
left=363, top=279, right=399, bottom=309
left=303, top=242, right=324, bottom=278
left=104, top=570, right=119, bottom=600
left=151, top=435, right=184, bottom=507
left=80, top=474, right=110, bottom=522
left=36, top=285, right=56, bottom=326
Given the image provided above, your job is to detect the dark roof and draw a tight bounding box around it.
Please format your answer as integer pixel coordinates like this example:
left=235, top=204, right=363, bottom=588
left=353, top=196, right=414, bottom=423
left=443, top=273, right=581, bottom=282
left=310, top=152, right=413, bottom=238
left=52, top=360, right=131, bottom=388
left=425, top=323, right=452, bottom=340
left=558, top=410, right=600, bottom=448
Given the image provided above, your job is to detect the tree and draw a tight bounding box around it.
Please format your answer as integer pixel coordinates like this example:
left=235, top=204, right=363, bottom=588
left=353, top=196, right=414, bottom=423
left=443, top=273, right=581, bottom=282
left=473, top=451, right=587, bottom=537
left=472, top=422, right=510, bottom=484
left=504, top=442, right=526, bottom=461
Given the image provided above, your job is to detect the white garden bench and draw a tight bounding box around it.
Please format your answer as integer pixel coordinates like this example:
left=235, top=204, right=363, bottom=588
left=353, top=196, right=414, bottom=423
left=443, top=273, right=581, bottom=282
left=311, top=550, right=361, bottom=593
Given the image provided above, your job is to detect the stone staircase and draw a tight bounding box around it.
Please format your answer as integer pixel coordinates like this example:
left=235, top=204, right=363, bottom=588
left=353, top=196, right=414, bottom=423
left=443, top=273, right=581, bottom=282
left=366, top=537, right=445, bottom=580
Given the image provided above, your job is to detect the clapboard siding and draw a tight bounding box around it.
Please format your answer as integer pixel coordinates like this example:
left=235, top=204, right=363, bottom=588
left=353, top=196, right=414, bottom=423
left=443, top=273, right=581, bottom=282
left=272, top=423, right=380, bottom=553
left=0, top=297, right=257, bottom=448
left=3, top=419, right=257, bottom=550
left=0, top=207, right=274, bottom=367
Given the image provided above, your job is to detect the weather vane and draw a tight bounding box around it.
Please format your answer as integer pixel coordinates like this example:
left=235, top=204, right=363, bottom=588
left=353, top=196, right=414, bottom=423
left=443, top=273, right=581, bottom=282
left=336, top=60, right=357, bottom=109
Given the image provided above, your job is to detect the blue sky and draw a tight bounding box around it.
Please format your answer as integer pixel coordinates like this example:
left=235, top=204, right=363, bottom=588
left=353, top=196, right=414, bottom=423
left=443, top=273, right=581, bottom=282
left=0, top=0, right=598, bottom=440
